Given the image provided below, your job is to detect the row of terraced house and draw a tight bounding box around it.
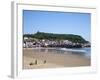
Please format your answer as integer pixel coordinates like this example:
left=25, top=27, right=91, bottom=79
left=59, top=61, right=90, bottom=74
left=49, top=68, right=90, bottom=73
left=23, top=37, right=90, bottom=48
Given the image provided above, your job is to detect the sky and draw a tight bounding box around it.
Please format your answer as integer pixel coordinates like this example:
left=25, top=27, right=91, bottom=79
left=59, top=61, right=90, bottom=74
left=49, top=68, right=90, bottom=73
left=23, top=10, right=91, bottom=41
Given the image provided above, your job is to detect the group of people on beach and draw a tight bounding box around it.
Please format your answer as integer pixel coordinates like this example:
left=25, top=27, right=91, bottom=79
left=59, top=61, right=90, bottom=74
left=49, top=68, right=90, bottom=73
left=29, top=59, right=46, bottom=66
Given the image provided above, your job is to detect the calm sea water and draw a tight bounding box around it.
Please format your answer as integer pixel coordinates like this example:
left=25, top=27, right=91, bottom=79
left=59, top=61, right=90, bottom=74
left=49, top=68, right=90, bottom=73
left=32, top=47, right=91, bottom=58
left=58, top=47, right=91, bottom=58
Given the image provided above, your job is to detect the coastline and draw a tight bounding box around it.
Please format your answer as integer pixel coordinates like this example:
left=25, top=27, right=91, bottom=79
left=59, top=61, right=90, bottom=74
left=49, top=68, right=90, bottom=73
left=23, top=48, right=90, bottom=69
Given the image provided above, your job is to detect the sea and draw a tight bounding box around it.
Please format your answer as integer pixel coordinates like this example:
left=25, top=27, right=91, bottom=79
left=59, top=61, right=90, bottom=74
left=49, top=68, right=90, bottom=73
left=32, top=47, right=91, bottom=59
left=57, top=47, right=91, bottom=58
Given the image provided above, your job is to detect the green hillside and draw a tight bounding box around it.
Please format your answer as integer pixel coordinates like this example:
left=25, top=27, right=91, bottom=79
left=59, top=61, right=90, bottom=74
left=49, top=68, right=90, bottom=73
left=23, top=31, right=88, bottom=43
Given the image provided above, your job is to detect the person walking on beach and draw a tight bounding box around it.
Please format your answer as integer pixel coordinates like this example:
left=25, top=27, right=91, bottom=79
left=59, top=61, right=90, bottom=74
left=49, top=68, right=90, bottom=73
left=35, top=60, right=37, bottom=65
left=44, top=60, right=46, bottom=64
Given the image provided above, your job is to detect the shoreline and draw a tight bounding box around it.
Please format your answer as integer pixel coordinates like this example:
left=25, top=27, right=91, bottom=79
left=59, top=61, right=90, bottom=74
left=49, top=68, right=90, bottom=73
left=23, top=48, right=90, bottom=69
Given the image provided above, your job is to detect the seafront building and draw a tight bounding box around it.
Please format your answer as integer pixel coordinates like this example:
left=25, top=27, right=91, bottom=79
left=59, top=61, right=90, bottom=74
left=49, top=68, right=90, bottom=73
left=23, top=37, right=90, bottom=48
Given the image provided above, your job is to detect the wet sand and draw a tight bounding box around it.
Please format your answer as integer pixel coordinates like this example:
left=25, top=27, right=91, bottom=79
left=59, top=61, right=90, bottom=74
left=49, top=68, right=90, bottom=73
left=23, top=48, right=90, bottom=69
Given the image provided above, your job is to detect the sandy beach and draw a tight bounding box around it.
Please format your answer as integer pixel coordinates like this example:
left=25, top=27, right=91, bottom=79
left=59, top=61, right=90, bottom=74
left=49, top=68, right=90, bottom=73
left=23, top=48, right=90, bottom=69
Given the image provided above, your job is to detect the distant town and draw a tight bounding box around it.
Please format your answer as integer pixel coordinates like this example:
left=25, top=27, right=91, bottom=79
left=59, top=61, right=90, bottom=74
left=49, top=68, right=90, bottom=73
left=23, top=31, right=91, bottom=48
